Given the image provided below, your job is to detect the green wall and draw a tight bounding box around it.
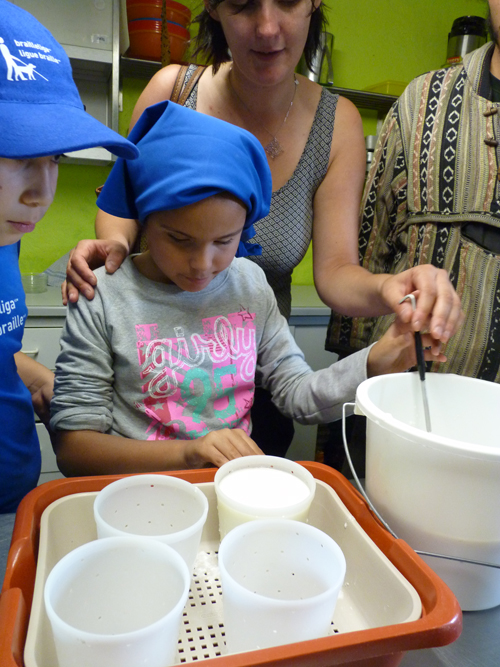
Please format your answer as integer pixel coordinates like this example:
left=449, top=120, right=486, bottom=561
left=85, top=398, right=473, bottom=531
left=19, top=0, right=486, bottom=277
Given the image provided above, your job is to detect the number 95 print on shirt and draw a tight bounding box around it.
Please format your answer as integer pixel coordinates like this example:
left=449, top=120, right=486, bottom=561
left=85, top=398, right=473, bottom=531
left=135, top=311, right=257, bottom=440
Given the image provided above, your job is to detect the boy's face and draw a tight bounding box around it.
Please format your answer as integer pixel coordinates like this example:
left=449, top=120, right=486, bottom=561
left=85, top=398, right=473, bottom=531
left=141, top=194, right=247, bottom=292
left=0, top=156, right=59, bottom=247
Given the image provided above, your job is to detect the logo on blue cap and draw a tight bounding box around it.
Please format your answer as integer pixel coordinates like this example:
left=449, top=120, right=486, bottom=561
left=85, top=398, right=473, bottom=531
left=0, top=0, right=138, bottom=160
left=0, top=35, right=54, bottom=81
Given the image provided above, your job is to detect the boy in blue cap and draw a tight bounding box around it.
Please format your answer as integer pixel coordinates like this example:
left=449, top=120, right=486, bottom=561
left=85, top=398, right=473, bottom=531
left=50, top=100, right=445, bottom=476
left=0, top=0, right=138, bottom=512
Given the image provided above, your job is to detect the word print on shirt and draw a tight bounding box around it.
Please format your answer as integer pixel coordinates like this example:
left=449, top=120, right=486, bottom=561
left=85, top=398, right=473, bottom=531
left=135, top=310, right=257, bottom=440
left=0, top=297, right=25, bottom=336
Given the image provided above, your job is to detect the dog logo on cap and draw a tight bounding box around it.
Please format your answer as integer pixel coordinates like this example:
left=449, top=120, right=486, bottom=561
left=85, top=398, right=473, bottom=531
left=0, top=36, right=48, bottom=81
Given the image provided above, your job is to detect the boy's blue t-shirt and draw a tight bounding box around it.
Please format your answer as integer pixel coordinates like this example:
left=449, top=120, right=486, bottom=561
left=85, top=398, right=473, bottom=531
left=0, top=243, right=40, bottom=513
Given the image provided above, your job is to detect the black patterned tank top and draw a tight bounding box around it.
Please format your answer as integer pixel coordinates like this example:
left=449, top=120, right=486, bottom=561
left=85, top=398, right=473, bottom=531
left=183, top=65, right=338, bottom=319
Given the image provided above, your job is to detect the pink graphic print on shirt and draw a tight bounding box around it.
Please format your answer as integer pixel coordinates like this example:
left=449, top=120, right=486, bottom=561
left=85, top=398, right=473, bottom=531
left=135, top=310, right=256, bottom=440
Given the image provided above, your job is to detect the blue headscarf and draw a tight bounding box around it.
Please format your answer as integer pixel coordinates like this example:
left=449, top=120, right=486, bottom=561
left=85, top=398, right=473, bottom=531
left=97, top=100, right=272, bottom=257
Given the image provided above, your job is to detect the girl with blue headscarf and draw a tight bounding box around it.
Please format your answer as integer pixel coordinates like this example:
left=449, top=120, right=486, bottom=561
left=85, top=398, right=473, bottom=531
left=50, top=102, right=444, bottom=476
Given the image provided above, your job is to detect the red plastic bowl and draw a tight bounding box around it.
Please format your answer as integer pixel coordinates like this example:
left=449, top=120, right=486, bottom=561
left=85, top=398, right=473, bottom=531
left=127, top=0, right=191, bottom=27
left=128, top=19, right=189, bottom=63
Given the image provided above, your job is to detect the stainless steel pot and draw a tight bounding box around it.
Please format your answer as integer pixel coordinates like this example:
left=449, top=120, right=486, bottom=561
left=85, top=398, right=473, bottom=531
left=297, top=31, right=334, bottom=85
left=446, top=15, right=487, bottom=66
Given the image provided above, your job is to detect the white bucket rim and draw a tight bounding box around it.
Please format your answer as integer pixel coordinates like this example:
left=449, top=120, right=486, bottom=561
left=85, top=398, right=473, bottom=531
left=355, top=373, right=500, bottom=460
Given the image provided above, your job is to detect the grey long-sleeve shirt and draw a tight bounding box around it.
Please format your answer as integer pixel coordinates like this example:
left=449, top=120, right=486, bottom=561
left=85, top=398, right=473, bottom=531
left=50, top=257, right=370, bottom=441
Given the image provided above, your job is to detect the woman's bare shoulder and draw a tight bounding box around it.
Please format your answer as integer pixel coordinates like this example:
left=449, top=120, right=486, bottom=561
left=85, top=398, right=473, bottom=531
left=335, top=94, right=363, bottom=128
left=320, top=93, right=365, bottom=172
left=330, top=95, right=364, bottom=150
left=129, top=64, right=183, bottom=129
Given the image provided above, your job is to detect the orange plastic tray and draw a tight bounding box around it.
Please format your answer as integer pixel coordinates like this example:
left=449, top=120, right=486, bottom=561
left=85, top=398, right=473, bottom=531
left=0, top=463, right=462, bottom=667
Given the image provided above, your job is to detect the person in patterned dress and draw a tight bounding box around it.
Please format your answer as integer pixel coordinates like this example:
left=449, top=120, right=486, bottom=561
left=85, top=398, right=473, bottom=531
left=327, top=2, right=500, bottom=382
left=323, top=1, right=500, bottom=473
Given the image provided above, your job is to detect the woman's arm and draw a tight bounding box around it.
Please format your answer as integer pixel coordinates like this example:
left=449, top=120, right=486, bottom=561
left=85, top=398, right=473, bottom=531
left=312, top=96, right=381, bottom=313
left=312, top=96, right=463, bottom=343
left=64, top=65, right=184, bottom=304
left=256, top=271, right=445, bottom=426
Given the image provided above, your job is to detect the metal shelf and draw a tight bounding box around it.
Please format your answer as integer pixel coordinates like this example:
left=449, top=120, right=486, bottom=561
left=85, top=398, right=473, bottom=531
left=121, top=55, right=164, bottom=79
left=120, top=57, right=398, bottom=113
left=323, top=86, right=398, bottom=113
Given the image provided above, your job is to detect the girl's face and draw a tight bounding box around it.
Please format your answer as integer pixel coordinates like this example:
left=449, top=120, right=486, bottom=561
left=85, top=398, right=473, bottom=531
left=0, top=156, right=59, bottom=247
left=209, top=0, right=320, bottom=85
left=139, top=194, right=246, bottom=292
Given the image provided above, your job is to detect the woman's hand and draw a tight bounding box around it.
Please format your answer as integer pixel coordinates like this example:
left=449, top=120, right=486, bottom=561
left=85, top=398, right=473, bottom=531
left=62, top=239, right=129, bottom=304
left=367, top=319, right=447, bottom=378
left=380, top=266, right=464, bottom=344
left=183, top=429, right=263, bottom=469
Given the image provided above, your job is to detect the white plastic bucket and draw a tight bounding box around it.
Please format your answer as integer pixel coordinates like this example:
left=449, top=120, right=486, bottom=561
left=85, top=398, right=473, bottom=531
left=214, top=456, right=316, bottom=539
left=355, top=372, right=500, bottom=611
left=218, top=518, right=346, bottom=653
left=44, top=536, right=190, bottom=667
left=94, top=474, right=208, bottom=571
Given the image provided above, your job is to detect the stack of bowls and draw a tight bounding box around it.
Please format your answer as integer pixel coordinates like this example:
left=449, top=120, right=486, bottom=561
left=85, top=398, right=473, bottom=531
left=127, top=0, right=191, bottom=63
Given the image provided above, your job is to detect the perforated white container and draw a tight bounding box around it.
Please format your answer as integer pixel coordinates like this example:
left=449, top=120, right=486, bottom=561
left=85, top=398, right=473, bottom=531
left=214, top=456, right=316, bottom=538
left=44, top=536, right=190, bottom=667
left=94, top=474, right=208, bottom=571
left=24, top=479, right=423, bottom=667
left=218, top=519, right=346, bottom=653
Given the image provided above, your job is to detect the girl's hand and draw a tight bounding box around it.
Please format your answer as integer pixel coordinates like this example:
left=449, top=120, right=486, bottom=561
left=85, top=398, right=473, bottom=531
left=367, top=319, right=447, bottom=378
left=183, top=429, right=263, bottom=468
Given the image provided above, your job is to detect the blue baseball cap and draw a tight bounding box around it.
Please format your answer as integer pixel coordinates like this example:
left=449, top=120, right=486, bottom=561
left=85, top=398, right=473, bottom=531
left=0, top=0, right=138, bottom=159
left=97, top=101, right=272, bottom=258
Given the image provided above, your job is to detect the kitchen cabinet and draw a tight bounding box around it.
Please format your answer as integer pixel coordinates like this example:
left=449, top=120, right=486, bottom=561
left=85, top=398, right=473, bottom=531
left=287, top=286, right=335, bottom=462
left=22, top=288, right=67, bottom=484
left=10, top=0, right=121, bottom=165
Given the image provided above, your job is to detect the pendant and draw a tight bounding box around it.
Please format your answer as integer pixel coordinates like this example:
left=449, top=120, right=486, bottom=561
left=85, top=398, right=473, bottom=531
left=264, top=137, right=284, bottom=160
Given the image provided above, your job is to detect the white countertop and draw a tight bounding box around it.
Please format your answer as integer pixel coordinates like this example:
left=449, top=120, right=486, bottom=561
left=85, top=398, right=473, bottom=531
left=25, top=284, right=330, bottom=318
left=289, top=285, right=330, bottom=317
left=25, top=286, right=67, bottom=317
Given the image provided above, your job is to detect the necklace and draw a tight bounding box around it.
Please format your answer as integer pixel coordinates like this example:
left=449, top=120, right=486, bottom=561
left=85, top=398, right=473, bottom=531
left=228, top=70, right=299, bottom=159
